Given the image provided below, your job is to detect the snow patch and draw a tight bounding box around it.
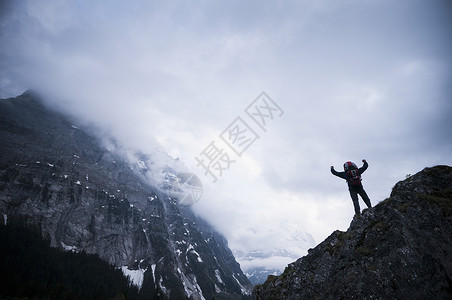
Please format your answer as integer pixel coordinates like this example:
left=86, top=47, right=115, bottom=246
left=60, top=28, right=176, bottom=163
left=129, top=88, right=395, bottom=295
left=215, top=269, right=224, bottom=284
left=3, top=213, right=7, bottom=225
left=186, top=244, right=203, bottom=262
left=233, top=274, right=251, bottom=295
left=151, top=264, right=157, bottom=288
left=159, top=277, right=168, bottom=295
left=179, top=272, right=205, bottom=300
left=121, top=266, right=146, bottom=290
left=60, top=242, right=78, bottom=252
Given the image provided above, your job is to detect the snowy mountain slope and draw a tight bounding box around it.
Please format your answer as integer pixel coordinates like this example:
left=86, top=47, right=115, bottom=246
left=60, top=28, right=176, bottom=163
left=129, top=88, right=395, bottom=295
left=0, top=91, right=252, bottom=299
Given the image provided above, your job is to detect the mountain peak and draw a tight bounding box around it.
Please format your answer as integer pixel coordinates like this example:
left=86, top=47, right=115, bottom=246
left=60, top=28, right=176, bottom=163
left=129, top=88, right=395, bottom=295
left=255, top=165, right=452, bottom=299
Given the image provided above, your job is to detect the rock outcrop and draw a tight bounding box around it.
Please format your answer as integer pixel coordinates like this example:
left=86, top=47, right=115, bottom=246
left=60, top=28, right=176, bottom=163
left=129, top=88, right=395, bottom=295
left=255, top=165, right=452, bottom=299
left=0, top=91, right=252, bottom=299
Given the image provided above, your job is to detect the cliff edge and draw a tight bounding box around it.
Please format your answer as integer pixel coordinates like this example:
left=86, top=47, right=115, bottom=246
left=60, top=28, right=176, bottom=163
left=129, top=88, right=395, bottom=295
left=255, top=165, right=452, bottom=299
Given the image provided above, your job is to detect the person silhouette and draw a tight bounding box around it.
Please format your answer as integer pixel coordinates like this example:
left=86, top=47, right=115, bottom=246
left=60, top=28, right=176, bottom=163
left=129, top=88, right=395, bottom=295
left=331, top=159, right=372, bottom=215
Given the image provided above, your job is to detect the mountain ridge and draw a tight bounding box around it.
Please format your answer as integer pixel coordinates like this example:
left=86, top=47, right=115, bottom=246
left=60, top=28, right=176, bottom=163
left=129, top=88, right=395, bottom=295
left=254, top=165, right=452, bottom=299
left=0, top=91, right=252, bottom=299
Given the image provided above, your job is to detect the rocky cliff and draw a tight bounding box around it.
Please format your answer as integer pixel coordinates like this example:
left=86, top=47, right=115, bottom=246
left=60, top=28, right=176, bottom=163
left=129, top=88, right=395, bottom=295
left=0, top=91, right=252, bottom=299
left=254, top=165, right=452, bottom=299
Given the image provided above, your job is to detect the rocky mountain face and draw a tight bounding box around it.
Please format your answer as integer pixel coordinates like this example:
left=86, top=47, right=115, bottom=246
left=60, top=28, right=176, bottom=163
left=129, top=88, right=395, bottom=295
left=0, top=92, right=252, bottom=299
left=254, top=165, right=452, bottom=299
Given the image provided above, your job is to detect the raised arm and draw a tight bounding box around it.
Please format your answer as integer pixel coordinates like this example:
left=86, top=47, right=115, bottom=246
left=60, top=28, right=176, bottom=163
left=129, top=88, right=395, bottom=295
left=331, top=166, right=346, bottom=179
left=359, top=159, right=368, bottom=174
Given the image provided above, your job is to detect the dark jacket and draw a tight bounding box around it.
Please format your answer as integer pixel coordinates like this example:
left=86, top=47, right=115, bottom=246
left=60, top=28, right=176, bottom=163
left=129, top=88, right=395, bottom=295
left=331, top=161, right=368, bottom=189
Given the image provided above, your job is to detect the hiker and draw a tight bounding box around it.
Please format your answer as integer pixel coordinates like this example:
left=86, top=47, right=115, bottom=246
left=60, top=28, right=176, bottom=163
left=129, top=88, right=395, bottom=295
left=331, top=159, right=372, bottom=215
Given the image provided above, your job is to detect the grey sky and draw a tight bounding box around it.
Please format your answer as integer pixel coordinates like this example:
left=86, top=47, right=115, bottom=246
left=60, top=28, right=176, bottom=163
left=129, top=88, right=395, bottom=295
left=1, top=0, right=451, bottom=272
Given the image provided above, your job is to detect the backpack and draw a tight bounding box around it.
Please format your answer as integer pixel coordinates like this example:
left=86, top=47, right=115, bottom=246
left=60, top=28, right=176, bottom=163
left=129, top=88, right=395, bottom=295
left=344, top=161, right=361, bottom=186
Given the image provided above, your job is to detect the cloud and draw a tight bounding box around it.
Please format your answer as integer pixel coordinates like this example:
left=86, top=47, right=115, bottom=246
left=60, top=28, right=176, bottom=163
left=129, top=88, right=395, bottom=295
left=1, top=0, right=452, bottom=272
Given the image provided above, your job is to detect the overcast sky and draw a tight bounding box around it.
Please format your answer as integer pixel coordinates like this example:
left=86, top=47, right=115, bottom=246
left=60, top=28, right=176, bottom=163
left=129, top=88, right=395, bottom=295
left=1, top=0, right=452, bottom=272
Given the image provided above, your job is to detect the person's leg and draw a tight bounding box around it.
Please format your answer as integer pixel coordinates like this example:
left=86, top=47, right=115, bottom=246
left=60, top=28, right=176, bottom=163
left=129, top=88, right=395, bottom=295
left=349, top=189, right=360, bottom=215
left=358, top=187, right=372, bottom=208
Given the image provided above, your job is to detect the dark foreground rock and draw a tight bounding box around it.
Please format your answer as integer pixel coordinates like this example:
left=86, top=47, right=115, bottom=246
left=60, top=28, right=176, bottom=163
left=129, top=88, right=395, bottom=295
left=254, top=165, right=452, bottom=300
